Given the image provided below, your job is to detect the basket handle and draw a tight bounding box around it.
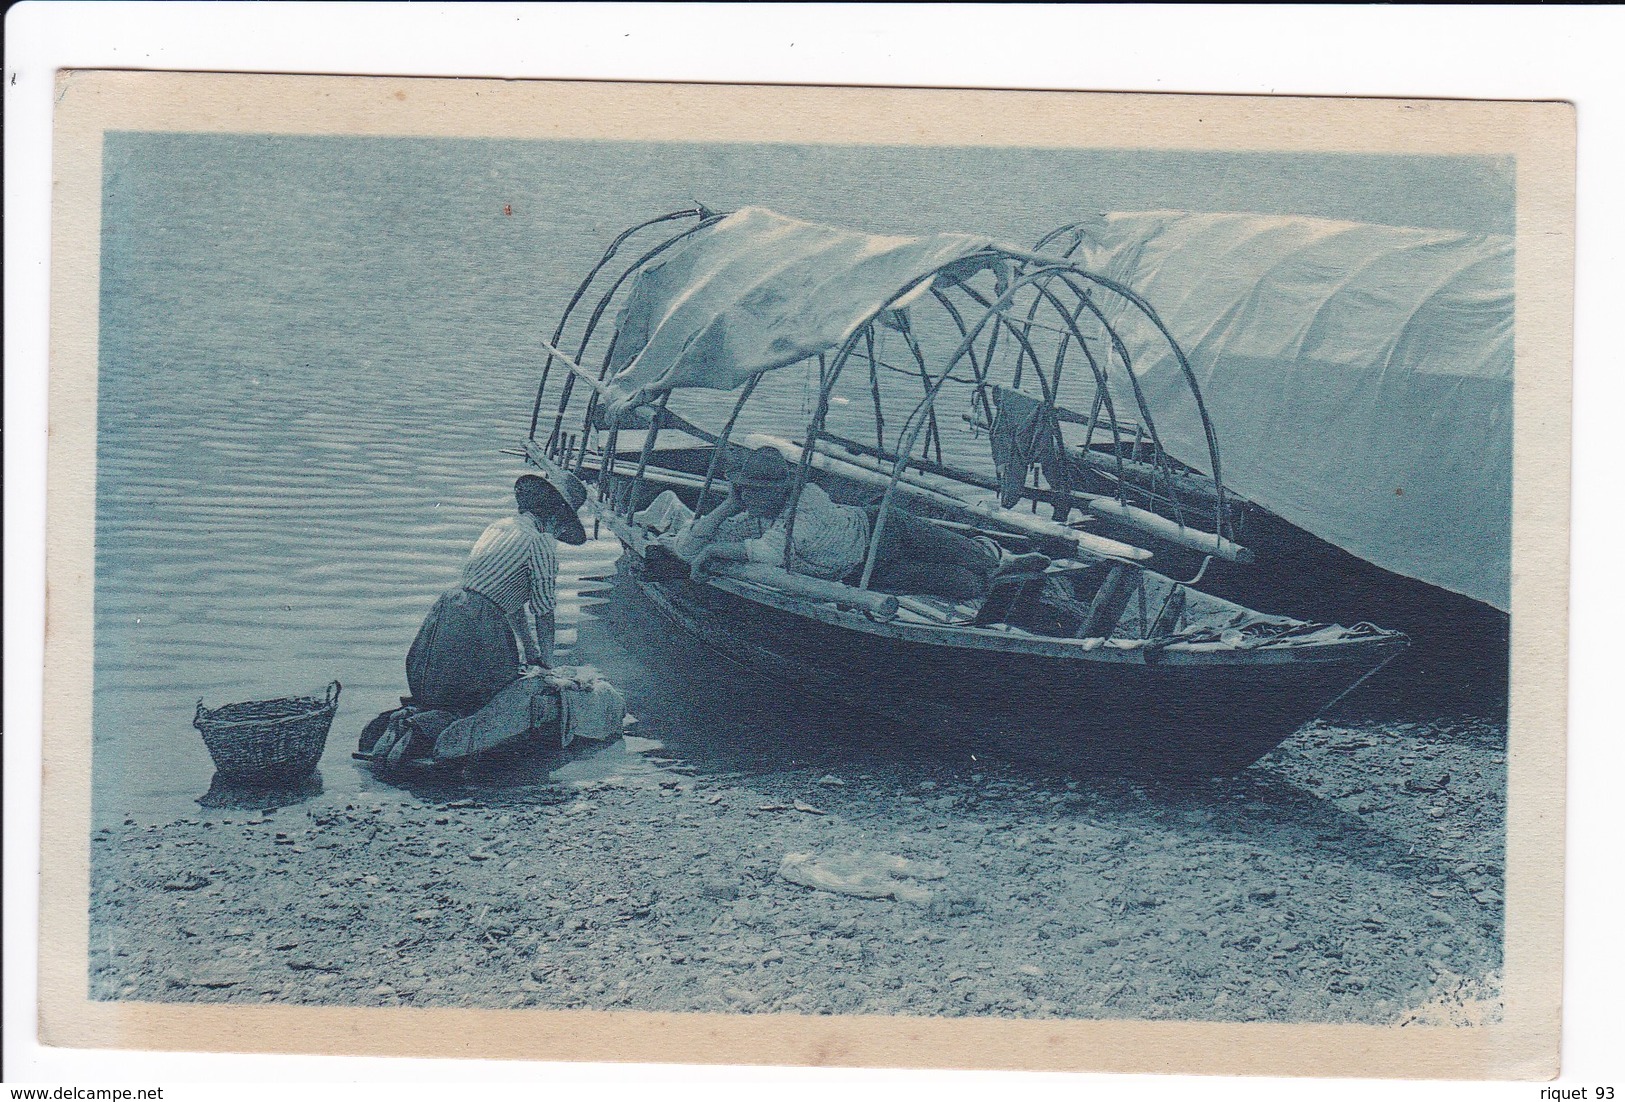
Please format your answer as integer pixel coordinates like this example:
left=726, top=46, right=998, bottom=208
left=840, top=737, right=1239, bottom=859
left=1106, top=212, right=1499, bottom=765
left=325, top=680, right=342, bottom=707
left=193, top=699, right=206, bottom=729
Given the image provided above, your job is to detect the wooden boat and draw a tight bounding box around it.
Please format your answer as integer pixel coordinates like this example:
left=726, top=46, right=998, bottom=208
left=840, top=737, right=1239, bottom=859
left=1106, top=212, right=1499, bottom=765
left=516, top=207, right=1408, bottom=775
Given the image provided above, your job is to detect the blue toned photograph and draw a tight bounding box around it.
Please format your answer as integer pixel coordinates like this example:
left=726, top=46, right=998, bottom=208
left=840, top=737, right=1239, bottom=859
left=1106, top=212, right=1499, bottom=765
left=89, top=132, right=1511, bottom=1024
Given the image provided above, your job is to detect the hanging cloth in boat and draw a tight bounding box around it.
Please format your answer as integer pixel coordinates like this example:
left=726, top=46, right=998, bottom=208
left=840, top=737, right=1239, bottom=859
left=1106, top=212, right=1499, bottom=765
left=599, top=208, right=993, bottom=414
left=1066, top=210, right=1512, bottom=611
left=989, top=386, right=1074, bottom=511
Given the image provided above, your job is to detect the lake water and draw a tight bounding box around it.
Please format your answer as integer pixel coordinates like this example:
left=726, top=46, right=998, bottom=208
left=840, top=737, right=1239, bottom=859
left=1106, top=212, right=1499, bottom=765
left=92, top=135, right=1513, bottom=823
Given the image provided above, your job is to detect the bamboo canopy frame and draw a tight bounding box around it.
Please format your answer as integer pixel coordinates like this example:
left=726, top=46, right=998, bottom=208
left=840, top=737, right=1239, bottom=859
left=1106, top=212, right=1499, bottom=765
left=527, top=208, right=1249, bottom=600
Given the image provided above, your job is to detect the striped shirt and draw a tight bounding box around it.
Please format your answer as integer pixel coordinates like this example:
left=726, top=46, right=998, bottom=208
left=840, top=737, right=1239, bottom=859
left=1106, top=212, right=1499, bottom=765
left=461, top=513, right=557, bottom=618
left=743, top=484, right=871, bottom=581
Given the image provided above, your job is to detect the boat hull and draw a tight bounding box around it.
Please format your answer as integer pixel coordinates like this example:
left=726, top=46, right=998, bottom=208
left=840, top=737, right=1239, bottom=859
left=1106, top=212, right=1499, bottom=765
left=622, top=557, right=1403, bottom=776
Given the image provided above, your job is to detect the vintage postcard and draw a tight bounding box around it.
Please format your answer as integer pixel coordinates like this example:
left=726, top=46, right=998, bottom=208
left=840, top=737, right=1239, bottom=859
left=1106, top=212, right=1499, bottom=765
left=41, top=72, right=1573, bottom=1077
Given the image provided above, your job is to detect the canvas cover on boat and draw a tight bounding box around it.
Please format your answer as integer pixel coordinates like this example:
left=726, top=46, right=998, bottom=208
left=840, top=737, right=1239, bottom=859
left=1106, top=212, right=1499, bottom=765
left=1069, top=211, right=1513, bottom=612
left=601, top=207, right=992, bottom=413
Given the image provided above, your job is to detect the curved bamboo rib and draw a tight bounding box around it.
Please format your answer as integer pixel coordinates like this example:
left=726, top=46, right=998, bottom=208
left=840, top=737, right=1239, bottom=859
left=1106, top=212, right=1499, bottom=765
left=781, top=346, right=855, bottom=573
left=858, top=267, right=1063, bottom=591
left=696, top=374, right=762, bottom=513
left=542, top=214, right=721, bottom=456
left=950, top=273, right=1131, bottom=501
left=1024, top=229, right=1231, bottom=538
left=531, top=217, right=1246, bottom=591
left=531, top=208, right=705, bottom=439
left=1006, top=244, right=1229, bottom=539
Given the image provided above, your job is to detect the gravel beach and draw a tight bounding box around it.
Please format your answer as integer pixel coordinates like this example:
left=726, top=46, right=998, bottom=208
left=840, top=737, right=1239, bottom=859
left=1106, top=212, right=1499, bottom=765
left=89, top=714, right=1504, bottom=1024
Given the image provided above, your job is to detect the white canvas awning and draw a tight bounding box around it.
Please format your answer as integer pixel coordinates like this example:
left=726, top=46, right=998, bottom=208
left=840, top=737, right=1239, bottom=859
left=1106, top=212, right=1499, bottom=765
left=601, top=207, right=992, bottom=411
left=1069, top=211, right=1513, bottom=611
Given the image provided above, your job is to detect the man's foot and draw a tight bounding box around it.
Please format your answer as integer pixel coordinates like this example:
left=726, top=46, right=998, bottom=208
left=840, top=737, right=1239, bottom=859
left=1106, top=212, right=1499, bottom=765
left=993, top=552, right=1051, bottom=577
left=971, top=535, right=1004, bottom=565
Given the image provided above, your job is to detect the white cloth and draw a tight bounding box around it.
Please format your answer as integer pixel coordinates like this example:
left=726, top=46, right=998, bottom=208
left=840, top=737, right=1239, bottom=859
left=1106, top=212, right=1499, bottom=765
left=545, top=665, right=627, bottom=748
left=632, top=489, right=694, bottom=534
left=600, top=207, right=991, bottom=413
left=778, top=851, right=948, bottom=905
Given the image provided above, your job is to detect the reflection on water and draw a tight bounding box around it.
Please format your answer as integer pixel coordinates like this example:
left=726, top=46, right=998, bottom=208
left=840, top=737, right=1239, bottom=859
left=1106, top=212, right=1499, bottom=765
left=196, top=770, right=325, bottom=812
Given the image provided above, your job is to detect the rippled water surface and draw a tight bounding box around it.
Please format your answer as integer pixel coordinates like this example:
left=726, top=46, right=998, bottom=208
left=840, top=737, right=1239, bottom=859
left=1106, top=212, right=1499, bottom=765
left=92, top=136, right=1514, bottom=823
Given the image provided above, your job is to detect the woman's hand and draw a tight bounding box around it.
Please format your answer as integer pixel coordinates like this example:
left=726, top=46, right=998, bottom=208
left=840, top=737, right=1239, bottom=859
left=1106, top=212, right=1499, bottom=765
left=689, top=546, right=716, bottom=582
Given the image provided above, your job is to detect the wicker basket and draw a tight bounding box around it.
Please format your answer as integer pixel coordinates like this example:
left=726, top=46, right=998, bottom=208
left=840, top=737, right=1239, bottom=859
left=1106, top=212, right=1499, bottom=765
left=194, top=681, right=341, bottom=781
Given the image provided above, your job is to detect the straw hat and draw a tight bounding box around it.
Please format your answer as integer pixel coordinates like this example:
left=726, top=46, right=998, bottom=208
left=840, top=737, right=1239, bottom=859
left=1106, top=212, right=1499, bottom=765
left=730, top=446, right=793, bottom=490
left=548, top=467, right=589, bottom=512
left=514, top=474, right=588, bottom=545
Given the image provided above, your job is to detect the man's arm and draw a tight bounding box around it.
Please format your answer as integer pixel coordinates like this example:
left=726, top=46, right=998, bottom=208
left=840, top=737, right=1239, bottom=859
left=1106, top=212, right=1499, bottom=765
left=673, top=488, right=744, bottom=560
left=688, top=539, right=753, bottom=580
left=691, top=519, right=794, bottom=580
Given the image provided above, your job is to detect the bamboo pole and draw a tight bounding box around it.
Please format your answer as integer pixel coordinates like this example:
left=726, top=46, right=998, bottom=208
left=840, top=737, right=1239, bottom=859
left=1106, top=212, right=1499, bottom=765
left=741, top=432, right=1153, bottom=563
left=1074, top=497, right=1253, bottom=563
left=536, top=339, right=611, bottom=396
left=752, top=432, right=1252, bottom=564
left=535, top=339, right=717, bottom=444
left=697, top=374, right=760, bottom=512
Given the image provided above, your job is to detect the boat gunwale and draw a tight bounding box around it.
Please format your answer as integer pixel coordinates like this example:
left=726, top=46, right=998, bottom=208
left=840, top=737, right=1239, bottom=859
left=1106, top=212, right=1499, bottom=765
left=594, top=503, right=1407, bottom=670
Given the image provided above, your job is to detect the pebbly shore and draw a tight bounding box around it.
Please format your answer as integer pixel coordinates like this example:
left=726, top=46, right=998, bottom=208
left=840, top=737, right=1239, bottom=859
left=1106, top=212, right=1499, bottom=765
left=89, top=716, right=1505, bottom=1024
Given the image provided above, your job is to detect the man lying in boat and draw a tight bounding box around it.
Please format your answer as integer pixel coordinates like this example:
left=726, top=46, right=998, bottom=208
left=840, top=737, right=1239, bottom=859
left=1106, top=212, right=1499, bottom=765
left=673, top=446, right=1048, bottom=601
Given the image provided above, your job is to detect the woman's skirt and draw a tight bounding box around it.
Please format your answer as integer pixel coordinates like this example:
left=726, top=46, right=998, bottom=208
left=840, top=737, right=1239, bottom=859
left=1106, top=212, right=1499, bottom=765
left=406, top=587, right=520, bottom=716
